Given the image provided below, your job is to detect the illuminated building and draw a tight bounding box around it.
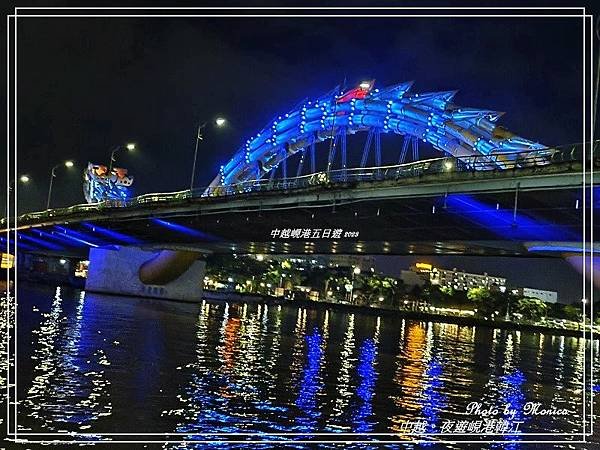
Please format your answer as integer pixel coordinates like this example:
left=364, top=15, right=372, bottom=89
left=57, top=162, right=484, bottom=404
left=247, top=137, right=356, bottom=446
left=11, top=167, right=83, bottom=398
left=411, top=262, right=506, bottom=292
left=511, top=287, right=558, bottom=303
left=431, top=267, right=506, bottom=291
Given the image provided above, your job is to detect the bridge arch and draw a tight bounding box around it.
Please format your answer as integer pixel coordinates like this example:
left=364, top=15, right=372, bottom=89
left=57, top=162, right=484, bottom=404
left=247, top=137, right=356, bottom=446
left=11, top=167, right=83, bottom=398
left=207, top=80, right=546, bottom=191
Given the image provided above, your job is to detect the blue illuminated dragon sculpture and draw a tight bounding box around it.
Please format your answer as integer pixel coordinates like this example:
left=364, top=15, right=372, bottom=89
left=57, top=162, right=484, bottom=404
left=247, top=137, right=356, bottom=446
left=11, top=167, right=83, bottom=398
left=83, top=163, right=134, bottom=203
left=208, top=80, right=546, bottom=191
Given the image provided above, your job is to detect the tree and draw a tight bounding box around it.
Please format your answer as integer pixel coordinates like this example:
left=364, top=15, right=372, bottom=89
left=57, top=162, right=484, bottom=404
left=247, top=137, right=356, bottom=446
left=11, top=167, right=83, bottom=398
left=514, top=297, right=549, bottom=322
left=563, top=304, right=581, bottom=321
left=358, top=275, right=402, bottom=307
left=423, top=283, right=446, bottom=307
left=467, top=287, right=494, bottom=317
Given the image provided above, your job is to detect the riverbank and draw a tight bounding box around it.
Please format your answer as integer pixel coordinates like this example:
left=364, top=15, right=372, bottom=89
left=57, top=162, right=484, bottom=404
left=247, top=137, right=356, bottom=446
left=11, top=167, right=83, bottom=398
left=203, top=290, right=597, bottom=339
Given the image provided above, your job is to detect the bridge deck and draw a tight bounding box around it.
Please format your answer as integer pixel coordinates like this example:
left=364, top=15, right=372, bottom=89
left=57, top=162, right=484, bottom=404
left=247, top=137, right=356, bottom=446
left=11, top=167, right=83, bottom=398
left=3, top=158, right=595, bottom=257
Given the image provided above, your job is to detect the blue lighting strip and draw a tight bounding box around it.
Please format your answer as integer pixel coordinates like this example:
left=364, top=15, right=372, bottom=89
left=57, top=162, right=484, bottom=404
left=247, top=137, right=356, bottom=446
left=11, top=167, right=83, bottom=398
left=151, top=218, right=218, bottom=241
left=54, top=226, right=106, bottom=247
left=0, top=235, right=37, bottom=252
left=80, top=222, right=142, bottom=245
left=210, top=80, right=546, bottom=189
left=51, top=226, right=100, bottom=248
left=527, top=245, right=599, bottom=254
left=17, top=233, right=65, bottom=251
left=32, top=229, right=87, bottom=248
left=446, top=194, right=579, bottom=241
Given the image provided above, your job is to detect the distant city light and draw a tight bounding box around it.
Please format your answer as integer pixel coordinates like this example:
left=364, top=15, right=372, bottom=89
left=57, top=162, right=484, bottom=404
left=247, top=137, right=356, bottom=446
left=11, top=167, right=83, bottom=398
left=256, top=254, right=264, bottom=261
left=353, top=266, right=361, bottom=275
left=444, top=160, right=454, bottom=170
left=59, top=258, right=67, bottom=265
left=19, top=175, right=30, bottom=183
left=64, top=160, right=74, bottom=168
left=215, top=117, right=227, bottom=127
left=126, top=143, right=136, bottom=151
left=359, top=81, right=371, bottom=89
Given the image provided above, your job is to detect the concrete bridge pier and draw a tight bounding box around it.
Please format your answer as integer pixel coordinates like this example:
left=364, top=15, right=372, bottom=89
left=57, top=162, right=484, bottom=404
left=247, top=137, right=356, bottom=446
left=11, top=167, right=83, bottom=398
left=85, top=246, right=206, bottom=302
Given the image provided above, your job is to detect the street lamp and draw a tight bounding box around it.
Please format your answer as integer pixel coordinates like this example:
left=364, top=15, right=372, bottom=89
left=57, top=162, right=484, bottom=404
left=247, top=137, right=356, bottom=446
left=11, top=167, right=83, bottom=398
left=8, top=174, right=30, bottom=192
left=47, top=160, right=74, bottom=209
left=348, top=266, right=361, bottom=303
left=190, top=117, right=227, bottom=191
left=109, top=143, right=136, bottom=172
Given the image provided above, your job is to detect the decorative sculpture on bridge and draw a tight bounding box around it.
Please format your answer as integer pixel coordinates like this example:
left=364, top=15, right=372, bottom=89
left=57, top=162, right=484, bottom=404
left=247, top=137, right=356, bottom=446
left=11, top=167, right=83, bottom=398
left=83, top=163, right=134, bottom=203
left=207, top=80, right=546, bottom=192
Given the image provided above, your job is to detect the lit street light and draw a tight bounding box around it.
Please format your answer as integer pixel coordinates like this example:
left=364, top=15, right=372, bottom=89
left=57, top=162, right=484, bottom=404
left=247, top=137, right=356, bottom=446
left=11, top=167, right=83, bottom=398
left=8, top=174, right=31, bottom=192
left=348, top=266, right=361, bottom=303
left=109, top=142, right=136, bottom=172
left=190, top=117, right=228, bottom=191
left=47, top=160, right=75, bottom=210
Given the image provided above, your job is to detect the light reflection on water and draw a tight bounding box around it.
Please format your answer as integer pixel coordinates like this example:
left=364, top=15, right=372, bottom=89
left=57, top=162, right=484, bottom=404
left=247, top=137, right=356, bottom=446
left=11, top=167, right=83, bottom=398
left=13, top=285, right=600, bottom=448
left=22, top=287, right=112, bottom=431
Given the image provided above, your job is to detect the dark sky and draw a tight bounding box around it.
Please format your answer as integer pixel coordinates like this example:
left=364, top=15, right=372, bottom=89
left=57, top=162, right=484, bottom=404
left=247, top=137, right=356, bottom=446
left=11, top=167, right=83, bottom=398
left=8, top=12, right=595, bottom=303
left=13, top=15, right=584, bottom=210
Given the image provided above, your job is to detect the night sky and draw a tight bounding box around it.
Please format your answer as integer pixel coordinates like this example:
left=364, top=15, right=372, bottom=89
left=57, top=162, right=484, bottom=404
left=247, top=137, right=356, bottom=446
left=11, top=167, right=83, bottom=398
left=8, top=11, right=595, bottom=303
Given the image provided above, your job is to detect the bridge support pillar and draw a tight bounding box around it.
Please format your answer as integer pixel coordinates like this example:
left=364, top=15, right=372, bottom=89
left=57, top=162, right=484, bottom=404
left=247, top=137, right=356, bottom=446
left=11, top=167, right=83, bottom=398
left=85, top=246, right=206, bottom=302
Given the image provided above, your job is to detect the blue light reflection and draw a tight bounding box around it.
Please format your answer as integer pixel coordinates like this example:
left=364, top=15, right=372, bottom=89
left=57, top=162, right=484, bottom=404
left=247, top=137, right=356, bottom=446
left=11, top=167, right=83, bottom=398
left=352, top=338, right=378, bottom=433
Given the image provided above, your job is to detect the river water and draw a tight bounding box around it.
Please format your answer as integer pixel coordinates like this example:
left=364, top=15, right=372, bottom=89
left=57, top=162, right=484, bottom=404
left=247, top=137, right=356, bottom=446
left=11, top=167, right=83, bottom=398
left=4, top=284, right=600, bottom=448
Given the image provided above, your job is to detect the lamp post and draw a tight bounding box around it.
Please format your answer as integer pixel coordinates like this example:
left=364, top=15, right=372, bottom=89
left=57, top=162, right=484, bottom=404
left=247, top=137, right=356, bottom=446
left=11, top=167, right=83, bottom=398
left=190, top=117, right=227, bottom=192
left=9, top=174, right=30, bottom=192
left=109, top=143, right=136, bottom=172
left=348, top=266, right=361, bottom=304
left=4, top=175, right=30, bottom=219
left=47, top=160, right=74, bottom=210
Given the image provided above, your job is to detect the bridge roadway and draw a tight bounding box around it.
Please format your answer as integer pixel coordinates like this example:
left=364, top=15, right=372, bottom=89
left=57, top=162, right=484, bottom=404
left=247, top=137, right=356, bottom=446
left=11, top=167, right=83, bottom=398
left=4, top=155, right=596, bottom=258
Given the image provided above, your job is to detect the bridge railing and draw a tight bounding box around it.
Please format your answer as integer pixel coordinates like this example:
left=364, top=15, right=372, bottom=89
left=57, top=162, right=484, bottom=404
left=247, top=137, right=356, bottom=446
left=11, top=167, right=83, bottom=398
left=4, top=142, right=593, bottom=227
left=198, top=144, right=587, bottom=197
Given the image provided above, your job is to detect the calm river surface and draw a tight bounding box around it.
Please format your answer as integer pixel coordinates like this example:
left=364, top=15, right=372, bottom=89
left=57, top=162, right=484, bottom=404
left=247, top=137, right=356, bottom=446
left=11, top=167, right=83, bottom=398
left=4, top=284, right=600, bottom=448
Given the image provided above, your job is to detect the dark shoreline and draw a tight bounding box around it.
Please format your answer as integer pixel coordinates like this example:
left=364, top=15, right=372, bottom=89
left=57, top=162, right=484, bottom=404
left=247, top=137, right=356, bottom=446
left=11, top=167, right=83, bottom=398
left=15, top=281, right=595, bottom=339
left=203, top=290, right=597, bottom=339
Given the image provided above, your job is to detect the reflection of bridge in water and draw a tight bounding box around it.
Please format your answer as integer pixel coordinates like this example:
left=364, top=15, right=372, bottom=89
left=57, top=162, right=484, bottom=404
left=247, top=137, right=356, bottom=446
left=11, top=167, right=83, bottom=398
left=4, top=81, right=597, bottom=301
